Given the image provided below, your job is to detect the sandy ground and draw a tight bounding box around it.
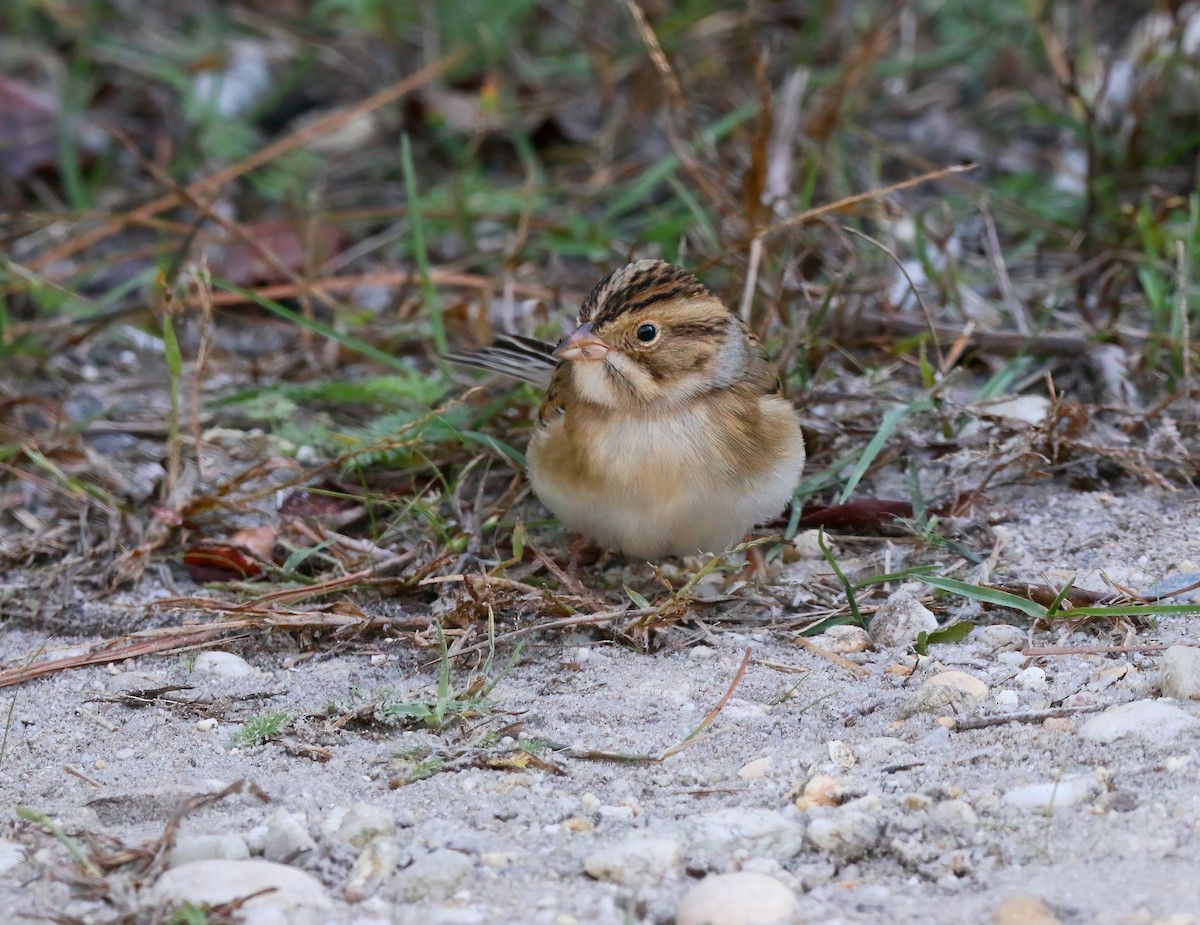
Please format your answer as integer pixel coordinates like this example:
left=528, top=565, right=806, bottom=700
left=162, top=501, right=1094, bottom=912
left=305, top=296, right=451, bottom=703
left=1, top=482, right=1198, bottom=925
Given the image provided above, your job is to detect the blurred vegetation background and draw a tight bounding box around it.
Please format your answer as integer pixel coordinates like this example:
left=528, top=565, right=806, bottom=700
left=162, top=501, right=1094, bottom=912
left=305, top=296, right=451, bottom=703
left=2, top=0, right=1198, bottom=602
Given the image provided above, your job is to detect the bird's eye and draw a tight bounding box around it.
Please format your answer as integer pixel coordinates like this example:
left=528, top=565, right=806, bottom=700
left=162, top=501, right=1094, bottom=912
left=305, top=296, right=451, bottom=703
left=636, top=323, right=659, bottom=344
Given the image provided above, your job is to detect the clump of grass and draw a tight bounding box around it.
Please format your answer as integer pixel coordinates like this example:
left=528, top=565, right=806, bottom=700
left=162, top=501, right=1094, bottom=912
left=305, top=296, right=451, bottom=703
left=232, top=710, right=291, bottom=748
left=164, top=903, right=215, bottom=925
left=377, top=622, right=521, bottom=731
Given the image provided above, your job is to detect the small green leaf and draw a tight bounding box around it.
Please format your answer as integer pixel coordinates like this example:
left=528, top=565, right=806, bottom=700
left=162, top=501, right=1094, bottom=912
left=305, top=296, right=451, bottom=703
left=162, top=313, right=182, bottom=377
left=625, top=585, right=651, bottom=609
left=282, top=538, right=337, bottom=574
left=919, top=347, right=935, bottom=389
left=916, top=620, right=975, bottom=654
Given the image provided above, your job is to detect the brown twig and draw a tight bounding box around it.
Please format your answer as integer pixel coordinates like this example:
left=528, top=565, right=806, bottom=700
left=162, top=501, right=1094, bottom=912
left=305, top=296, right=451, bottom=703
left=840, top=310, right=1140, bottom=358
left=951, top=703, right=1107, bottom=730
left=1020, top=643, right=1173, bottom=657
left=199, top=268, right=557, bottom=308
left=755, top=164, right=977, bottom=242
left=660, top=646, right=754, bottom=758
left=0, top=629, right=228, bottom=689
left=792, top=636, right=871, bottom=679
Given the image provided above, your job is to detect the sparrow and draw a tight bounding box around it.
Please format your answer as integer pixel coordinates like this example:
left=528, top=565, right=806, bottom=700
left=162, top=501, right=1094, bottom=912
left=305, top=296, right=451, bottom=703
left=451, top=259, right=805, bottom=559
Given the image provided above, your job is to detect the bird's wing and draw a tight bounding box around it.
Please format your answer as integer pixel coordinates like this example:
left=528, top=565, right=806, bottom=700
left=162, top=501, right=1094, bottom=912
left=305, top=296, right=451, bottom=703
left=446, top=334, right=559, bottom=388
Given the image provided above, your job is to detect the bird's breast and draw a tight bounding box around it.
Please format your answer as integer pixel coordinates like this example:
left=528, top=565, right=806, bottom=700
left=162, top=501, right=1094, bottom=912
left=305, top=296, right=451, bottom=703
left=526, top=395, right=804, bottom=558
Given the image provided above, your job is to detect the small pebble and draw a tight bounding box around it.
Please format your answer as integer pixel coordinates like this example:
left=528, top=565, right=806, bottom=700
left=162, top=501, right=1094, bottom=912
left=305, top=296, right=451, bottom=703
left=195, top=719, right=217, bottom=732
left=984, top=394, right=1051, bottom=426
left=819, top=625, right=871, bottom=654
left=151, top=860, right=331, bottom=915
left=193, top=651, right=257, bottom=679
left=927, top=799, right=978, bottom=834
left=167, top=835, right=249, bottom=868
left=0, top=839, right=25, bottom=876
left=991, top=893, right=1062, bottom=925
left=263, top=810, right=316, bottom=865
left=970, top=624, right=1026, bottom=652
left=583, top=837, right=682, bottom=885
left=794, top=775, right=843, bottom=810
left=738, top=757, right=773, bottom=780
left=1078, top=699, right=1200, bottom=745
left=1002, top=774, right=1102, bottom=810
left=675, top=871, right=798, bottom=925
left=903, top=670, right=989, bottom=717
left=994, top=689, right=1020, bottom=709
left=333, top=804, right=397, bottom=849
left=685, top=809, right=805, bottom=862
left=1159, top=645, right=1200, bottom=700
left=805, top=796, right=884, bottom=860
left=869, top=590, right=938, bottom=648
left=1018, top=666, right=1047, bottom=689
left=827, top=740, right=856, bottom=770
left=343, top=837, right=404, bottom=903
left=391, top=849, right=474, bottom=902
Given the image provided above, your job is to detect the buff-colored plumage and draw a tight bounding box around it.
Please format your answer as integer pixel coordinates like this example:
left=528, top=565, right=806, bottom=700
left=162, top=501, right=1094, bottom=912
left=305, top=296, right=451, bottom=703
left=452, top=260, right=805, bottom=558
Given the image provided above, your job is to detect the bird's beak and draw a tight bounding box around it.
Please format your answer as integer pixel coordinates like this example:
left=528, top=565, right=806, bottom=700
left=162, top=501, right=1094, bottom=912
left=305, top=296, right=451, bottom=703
left=554, top=322, right=610, bottom=362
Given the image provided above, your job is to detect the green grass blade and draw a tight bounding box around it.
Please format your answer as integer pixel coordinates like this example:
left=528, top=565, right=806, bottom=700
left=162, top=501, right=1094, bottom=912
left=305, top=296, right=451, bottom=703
left=211, top=280, right=416, bottom=372
left=839, top=399, right=933, bottom=504
left=400, top=132, right=448, bottom=367
left=916, top=574, right=1049, bottom=617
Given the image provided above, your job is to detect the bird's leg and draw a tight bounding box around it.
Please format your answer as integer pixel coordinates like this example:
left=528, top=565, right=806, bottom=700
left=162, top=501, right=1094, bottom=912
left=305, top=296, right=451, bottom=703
left=568, top=533, right=605, bottom=574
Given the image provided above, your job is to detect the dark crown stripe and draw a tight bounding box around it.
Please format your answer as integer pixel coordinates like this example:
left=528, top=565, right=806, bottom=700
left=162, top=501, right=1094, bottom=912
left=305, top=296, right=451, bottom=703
left=580, top=260, right=714, bottom=325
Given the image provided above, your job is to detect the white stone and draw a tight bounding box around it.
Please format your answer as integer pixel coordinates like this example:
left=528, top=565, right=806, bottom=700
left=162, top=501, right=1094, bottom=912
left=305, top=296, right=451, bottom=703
left=927, top=799, right=978, bottom=833
left=344, top=837, right=404, bottom=903
left=903, top=670, right=989, bottom=717
left=334, top=803, right=397, bottom=849
left=983, top=395, right=1052, bottom=426
left=0, top=839, right=25, bottom=876
left=263, top=810, right=316, bottom=865
left=804, top=796, right=884, bottom=860
left=583, top=837, right=682, bottom=885
left=685, top=809, right=806, bottom=862
left=675, top=871, right=798, bottom=925
left=970, top=624, right=1026, bottom=652
left=994, top=689, right=1020, bottom=709
left=790, top=530, right=826, bottom=559
left=1160, top=646, right=1200, bottom=700
left=1018, top=666, right=1047, bottom=689
left=738, top=758, right=773, bottom=780
left=150, top=860, right=331, bottom=915
left=820, top=624, right=871, bottom=654
left=1078, top=699, right=1200, bottom=745
left=167, top=834, right=250, bottom=867
left=794, top=775, right=843, bottom=811
left=827, top=740, right=856, bottom=770
left=193, top=651, right=257, bottom=679
left=1003, top=774, right=1103, bottom=810
left=869, top=590, right=938, bottom=648
left=391, top=849, right=474, bottom=902
left=597, top=804, right=637, bottom=824
left=991, top=893, right=1063, bottom=925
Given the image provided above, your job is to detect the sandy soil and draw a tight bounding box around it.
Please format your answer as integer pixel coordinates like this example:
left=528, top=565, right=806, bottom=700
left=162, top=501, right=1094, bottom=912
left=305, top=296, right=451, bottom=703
left=1, top=482, right=1198, bottom=925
